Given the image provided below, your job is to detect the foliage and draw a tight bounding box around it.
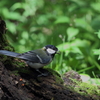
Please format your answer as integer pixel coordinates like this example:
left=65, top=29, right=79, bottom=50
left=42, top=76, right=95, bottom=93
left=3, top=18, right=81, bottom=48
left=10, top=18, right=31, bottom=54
left=94, top=31, right=100, bottom=59
left=1, top=0, right=100, bottom=82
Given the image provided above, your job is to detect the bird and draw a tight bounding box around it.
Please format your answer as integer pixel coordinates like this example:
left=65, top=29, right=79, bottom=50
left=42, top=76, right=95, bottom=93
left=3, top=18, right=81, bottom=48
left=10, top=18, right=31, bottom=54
left=0, top=45, right=60, bottom=75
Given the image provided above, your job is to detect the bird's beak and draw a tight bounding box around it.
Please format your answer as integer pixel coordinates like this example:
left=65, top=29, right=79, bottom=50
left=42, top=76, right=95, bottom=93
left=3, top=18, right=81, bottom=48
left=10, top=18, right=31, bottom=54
left=56, top=50, right=60, bottom=54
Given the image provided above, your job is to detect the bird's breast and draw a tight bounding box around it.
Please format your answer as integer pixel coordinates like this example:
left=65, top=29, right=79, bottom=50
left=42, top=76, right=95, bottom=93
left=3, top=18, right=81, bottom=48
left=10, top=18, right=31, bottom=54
left=26, top=61, right=49, bottom=69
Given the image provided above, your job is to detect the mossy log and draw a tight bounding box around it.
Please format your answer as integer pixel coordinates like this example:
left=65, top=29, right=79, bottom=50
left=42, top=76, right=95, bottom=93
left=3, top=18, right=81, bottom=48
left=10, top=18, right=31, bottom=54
left=0, top=18, right=94, bottom=100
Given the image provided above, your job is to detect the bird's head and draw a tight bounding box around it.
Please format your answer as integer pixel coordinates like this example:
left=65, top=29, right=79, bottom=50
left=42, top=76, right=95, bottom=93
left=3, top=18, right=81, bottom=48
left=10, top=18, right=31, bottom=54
left=42, top=45, right=60, bottom=56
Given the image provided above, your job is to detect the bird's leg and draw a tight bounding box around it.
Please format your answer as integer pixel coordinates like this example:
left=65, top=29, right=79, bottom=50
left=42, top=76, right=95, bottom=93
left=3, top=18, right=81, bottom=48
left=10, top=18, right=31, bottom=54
left=36, top=69, right=42, bottom=74
left=36, top=69, right=49, bottom=77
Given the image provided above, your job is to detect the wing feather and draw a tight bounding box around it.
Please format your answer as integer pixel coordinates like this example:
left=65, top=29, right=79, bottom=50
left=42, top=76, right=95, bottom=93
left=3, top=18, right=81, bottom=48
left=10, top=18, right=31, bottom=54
left=17, top=49, right=51, bottom=64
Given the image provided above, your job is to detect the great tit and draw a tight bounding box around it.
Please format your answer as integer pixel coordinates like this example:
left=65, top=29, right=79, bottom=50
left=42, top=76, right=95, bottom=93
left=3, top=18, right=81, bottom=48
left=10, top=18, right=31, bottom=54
left=0, top=45, right=60, bottom=70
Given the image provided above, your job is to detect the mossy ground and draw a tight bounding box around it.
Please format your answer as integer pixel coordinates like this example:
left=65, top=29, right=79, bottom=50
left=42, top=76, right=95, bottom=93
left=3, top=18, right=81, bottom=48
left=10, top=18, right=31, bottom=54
left=67, top=78, right=100, bottom=100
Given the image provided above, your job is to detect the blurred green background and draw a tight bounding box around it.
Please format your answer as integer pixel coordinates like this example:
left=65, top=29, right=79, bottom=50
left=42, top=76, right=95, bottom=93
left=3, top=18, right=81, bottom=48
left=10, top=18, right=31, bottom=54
left=1, top=0, right=100, bottom=81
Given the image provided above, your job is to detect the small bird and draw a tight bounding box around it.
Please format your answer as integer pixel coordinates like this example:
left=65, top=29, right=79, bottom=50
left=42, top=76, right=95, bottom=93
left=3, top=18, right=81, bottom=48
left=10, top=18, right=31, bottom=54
left=0, top=45, right=60, bottom=71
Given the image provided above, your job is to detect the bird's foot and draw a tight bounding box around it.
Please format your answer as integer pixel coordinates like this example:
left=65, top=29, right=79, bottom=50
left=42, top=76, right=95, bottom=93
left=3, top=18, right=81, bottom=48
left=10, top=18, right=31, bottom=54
left=36, top=69, right=49, bottom=77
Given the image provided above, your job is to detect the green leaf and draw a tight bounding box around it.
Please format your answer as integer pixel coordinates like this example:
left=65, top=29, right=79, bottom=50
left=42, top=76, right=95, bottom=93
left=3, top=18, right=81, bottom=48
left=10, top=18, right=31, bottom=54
left=91, top=3, right=100, bottom=12
left=10, top=3, right=22, bottom=11
left=66, top=27, right=79, bottom=41
left=7, top=21, right=16, bottom=33
left=55, top=16, right=70, bottom=24
left=37, top=15, right=48, bottom=25
left=19, top=39, right=26, bottom=45
left=95, top=30, right=100, bottom=39
left=74, top=18, right=92, bottom=32
left=93, top=49, right=100, bottom=55
left=98, top=55, right=100, bottom=60
left=22, top=31, right=29, bottom=40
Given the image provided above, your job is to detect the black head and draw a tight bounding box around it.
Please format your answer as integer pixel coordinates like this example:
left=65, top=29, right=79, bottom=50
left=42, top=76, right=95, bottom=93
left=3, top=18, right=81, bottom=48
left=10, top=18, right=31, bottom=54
left=43, top=45, right=60, bottom=56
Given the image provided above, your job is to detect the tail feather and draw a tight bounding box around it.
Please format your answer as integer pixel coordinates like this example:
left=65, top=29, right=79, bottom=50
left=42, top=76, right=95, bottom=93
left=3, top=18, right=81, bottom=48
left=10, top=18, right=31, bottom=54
left=0, top=50, right=20, bottom=57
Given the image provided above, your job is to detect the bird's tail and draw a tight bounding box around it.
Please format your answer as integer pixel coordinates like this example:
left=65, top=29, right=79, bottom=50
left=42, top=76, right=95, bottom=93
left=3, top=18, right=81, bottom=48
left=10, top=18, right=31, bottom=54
left=0, top=50, right=20, bottom=57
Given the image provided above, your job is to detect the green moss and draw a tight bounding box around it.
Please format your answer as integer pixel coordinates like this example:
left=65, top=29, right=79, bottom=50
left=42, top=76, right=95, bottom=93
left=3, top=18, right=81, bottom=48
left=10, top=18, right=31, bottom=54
left=3, top=46, right=14, bottom=51
left=67, top=78, right=100, bottom=99
left=76, top=82, right=100, bottom=95
left=46, top=68, right=64, bottom=84
left=11, top=70, right=19, bottom=76
left=0, top=55, right=8, bottom=61
left=12, top=60, right=26, bottom=68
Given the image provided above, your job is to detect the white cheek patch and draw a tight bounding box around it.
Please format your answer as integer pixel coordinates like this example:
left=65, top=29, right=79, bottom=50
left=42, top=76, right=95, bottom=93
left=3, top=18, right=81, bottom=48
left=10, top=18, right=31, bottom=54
left=47, top=48, right=56, bottom=54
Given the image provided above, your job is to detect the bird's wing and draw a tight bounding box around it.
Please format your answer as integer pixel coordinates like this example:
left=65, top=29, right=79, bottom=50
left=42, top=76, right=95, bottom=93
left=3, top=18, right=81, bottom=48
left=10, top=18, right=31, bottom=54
left=17, top=49, right=51, bottom=64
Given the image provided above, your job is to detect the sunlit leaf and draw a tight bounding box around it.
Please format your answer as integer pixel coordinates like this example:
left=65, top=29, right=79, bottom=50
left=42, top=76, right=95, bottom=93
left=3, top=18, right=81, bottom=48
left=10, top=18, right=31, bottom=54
left=55, top=16, right=70, bottom=24
left=91, top=3, right=100, bottom=12
left=95, top=30, right=100, bottom=39
left=93, top=49, right=100, bottom=55
left=98, top=55, right=100, bottom=60
left=37, top=15, right=48, bottom=25
left=6, top=21, right=16, bottom=33
left=66, top=27, right=79, bottom=41
left=10, top=3, right=22, bottom=11
left=22, top=31, right=29, bottom=40
left=19, top=39, right=26, bottom=45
